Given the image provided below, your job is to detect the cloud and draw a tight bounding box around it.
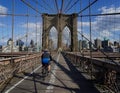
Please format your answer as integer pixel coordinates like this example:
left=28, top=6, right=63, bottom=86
left=98, top=6, right=120, bottom=14
left=0, top=5, right=8, bottom=17
left=94, top=6, right=120, bottom=39
left=96, top=6, right=120, bottom=31
left=100, top=30, right=112, bottom=38
left=22, top=22, right=42, bottom=29
left=14, top=22, right=43, bottom=46
left=78, top=6, right=120, bottom=41
left=78, top=21, right=90, bottom=27
left=21, top=22, right=42, bottom=37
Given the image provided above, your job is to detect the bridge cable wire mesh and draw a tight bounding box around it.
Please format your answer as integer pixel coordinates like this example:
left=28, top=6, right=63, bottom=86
left=65, top=0, right=79, bottom=13
left=63, top=0, right=73, bottom=13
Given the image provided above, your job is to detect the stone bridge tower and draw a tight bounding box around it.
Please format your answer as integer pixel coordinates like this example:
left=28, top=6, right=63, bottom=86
left=42, top=13, right=78, bottom=51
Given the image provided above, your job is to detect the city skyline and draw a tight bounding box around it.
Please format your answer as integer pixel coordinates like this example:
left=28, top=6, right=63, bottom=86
left=0, top=0, right=120, bottom=47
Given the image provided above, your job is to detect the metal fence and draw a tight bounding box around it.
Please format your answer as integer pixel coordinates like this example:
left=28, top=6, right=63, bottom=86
left=0, top=53, right=41, bottom=88
left=63, top=52, right=120, bottom=93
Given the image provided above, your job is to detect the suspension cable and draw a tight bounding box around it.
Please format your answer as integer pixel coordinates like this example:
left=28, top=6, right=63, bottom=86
left=77, top=31, right=119, bottom=66
left=35, top=0, right=38, bottom=52
left=11, top=0, right=15, bottom=54
left=60, top=0, right=64, bottom=13
left=26, top=2, right=29, bottom=49
left=54, top=0, right=59, bottom=13
left=80, top=0, right=84, bottom=52
left=62, top=16, right=119, bottom=66
left=78, top=0, right=98, bottom=14
left=32, top=0, right=51, bottom=13
left=88, top=0, right=93, bottom=80
left=41, top=0, right=55, bottom=13
left=21, top=0, right=42, bottom=14
left=78, top=12, right=120, bottom=17
left=65, top=0, right=79, bottom=13
left=63, top=0, right=72, bottom=13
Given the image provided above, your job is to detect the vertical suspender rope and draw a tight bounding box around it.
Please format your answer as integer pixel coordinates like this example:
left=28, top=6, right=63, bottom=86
left=26, top=4, right=29, bottom=52
left=54, top=0, right=59, bottom=13
left=60, top=0, right=64, bottom=13
left=89, top=0, right=93, bottom=80
left=11, top=0, right=15, bottom=56
left=35, top=0, right=38, bottom=52
left=80, top=0, right=84, bottom=54
left=63, top=0, right=72, bottom=13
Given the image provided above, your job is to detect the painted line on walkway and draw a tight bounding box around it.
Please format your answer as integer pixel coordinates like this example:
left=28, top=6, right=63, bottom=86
left=5, top=65, right=42, bottom=93
left=46, top=53, right=60, bottom=93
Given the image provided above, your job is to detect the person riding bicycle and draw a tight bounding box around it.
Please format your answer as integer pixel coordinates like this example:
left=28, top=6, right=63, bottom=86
left=41, top=49, right=52, bottom=73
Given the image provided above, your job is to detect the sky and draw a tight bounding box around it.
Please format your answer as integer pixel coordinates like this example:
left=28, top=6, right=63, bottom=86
left=0, top=0, right=120, bottom=48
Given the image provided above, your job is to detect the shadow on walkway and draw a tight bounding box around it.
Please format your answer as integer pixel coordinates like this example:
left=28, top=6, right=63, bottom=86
left=3, top=53, right=101, bottom=93
left=50, top=53, right=100, bottom=93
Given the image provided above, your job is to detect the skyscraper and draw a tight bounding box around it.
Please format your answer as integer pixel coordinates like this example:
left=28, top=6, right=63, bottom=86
left=94, top=39, right=102, bottom=49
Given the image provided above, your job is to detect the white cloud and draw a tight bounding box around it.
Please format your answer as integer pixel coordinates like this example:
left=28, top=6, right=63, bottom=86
left=77, top=6, right=120, bottom=41
left=99, top=6, right=120, bottom=14
left=0, top=5, right=8, bottom=17
left=100, top=30, right=112, bottom=38
left=15, top=22, right=43, bottom=46
left=22, top=22, right=42, bottom=29
left=78, top=21, right=90, bottom=27
left=96, top=6, right=120, bottom=31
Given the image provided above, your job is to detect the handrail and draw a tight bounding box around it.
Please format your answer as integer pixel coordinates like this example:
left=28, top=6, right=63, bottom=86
left=0, top=53, right=42, bottom=87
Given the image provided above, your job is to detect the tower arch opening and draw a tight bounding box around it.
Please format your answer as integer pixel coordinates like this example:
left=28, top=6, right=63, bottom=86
left=49, top=26, right=58, bottom=51
left=42, top=13, right=78, bottom=51
left=62, top=26, right=71, bottom=51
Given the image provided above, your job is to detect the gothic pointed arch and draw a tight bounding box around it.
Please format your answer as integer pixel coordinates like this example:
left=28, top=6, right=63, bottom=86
left=62, top=26, right=71, bottom=51
left=49, top=26, right=58, bottom=51
left=42, top=13, right=78, bottom=51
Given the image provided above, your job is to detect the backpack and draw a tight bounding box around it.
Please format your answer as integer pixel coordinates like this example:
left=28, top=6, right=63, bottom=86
left=42, top=52, right=50, bottom=58
left=41, top=52, right=52, bottom=63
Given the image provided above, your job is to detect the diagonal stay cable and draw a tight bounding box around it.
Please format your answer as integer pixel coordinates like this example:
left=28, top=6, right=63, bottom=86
left=77, top=31, right=119, bottom=66
left=21, top=0, right=42, bottom=14
left=78, top=0, right=98, bottom=14
left=60, top=0, right=64, bottom=13
left=65, top=0, right=79, bottom=13
left=42, top=0, right=56, bottom=13
left=78, top=12, right=120, bottom=17
left=32, top=0, right=50, bottom=12
left=54, top=0, right=59, bottom=13
left=63, top=0, right=73, bottom=13
left=0, top=13, right=41, bottom=17
left=65, top=19, right=119, bottom=66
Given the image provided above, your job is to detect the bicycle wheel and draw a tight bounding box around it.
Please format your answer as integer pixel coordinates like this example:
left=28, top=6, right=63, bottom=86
left=45, top=67, right=49, bottom=76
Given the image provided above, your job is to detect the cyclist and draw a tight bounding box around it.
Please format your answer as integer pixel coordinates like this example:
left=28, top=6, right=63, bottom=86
left=41, top=49, right=52, bottom=73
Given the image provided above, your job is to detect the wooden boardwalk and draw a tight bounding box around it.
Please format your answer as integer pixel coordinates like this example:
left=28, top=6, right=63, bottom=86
left=1, top=53, right=100, bottom=93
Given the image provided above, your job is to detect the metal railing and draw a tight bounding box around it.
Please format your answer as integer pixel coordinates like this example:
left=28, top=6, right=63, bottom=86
left=0, top=53, right=41, bottom=88
left=63, top=52, right=120, bottom=93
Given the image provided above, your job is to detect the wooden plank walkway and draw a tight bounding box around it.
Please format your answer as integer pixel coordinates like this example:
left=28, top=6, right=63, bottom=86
left=1, top=53, right=100, bottom=93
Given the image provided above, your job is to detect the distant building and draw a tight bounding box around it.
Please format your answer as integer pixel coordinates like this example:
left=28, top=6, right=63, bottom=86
left=2, top=38, right=19, bottom=52
left=102, top=40, right=109, bottom=48
left=78, top=40, right=88, bottom=51
left=16, top=39, right=24, bottom=51
left=82, top=40, right=88, bottom=49
left=7, top=38, right=13, bottom=46
left=0, top=45, right=2, bottom=52
left=114, top=41, right=119, bottom=47
left=94, top=38, right=102, bottom=49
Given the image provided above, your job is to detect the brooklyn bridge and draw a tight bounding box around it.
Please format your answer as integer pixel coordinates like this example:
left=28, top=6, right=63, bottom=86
left=0, top=0, right=120, bottom=93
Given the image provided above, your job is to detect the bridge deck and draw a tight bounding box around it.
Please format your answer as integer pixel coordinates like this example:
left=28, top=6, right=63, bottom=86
left=2, top=53, right=100, bottom=93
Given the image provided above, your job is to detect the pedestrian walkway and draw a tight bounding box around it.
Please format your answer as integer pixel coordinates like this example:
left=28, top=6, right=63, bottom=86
left=47, top=53, right=100, bottom=93
left=2, top=53, right=100, bottom=93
